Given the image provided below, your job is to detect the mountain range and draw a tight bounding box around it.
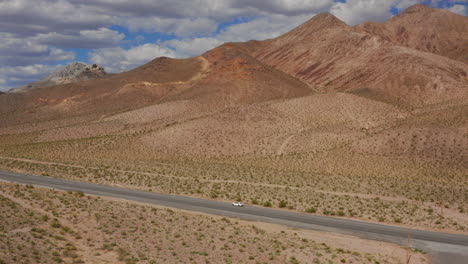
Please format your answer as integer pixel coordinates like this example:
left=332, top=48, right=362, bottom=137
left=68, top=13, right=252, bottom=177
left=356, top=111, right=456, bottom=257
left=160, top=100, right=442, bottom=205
left=0, top=4, right=467, bottom=168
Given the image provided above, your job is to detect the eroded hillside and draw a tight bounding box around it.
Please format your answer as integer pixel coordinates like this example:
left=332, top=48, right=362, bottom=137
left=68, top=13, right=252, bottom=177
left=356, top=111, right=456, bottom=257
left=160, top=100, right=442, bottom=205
left=0, top=4, right=466, bottom=233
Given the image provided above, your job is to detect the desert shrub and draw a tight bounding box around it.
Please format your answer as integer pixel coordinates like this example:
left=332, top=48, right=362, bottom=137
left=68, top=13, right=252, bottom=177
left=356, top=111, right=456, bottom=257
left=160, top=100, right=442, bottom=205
left=278, top=200, right=287, bottom=208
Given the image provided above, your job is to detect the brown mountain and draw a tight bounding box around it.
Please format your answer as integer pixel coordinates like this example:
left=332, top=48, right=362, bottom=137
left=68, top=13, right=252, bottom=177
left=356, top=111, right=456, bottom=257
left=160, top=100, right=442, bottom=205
left=240, top=8, right=468, bottom=107
left=2, top=5, right=466, bottom=124
left=0, top=44, right=310, bottom=127
left=0, top=5, right=466, bottom=141
left=0, top=5, right=466, bottom=172
left=356, top=4, right=468, bottom=63
left=0, top=4, right=467, bottom=231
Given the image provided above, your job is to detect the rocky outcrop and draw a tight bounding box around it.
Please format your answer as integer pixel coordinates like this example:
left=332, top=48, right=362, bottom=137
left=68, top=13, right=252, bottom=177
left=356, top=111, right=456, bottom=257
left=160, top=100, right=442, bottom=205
left=9, top=62, right=107, bottom=93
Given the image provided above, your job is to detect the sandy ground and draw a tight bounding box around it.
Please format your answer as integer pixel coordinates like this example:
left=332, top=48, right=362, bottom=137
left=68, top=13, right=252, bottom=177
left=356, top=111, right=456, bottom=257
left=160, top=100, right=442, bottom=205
left=0, top=182, right=429, bottom=264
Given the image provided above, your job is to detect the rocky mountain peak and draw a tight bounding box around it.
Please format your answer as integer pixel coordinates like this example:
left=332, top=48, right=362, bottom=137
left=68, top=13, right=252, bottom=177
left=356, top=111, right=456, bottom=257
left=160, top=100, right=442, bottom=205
left=300, top=13, right=348, bottom=30
left=48, top=62, right=105, bottom=80
left=9, top=62, right=107, bottom=93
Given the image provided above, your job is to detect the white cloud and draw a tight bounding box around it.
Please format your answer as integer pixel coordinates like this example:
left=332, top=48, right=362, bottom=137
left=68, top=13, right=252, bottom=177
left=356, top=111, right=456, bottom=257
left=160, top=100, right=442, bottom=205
left=81, top=0, right=333, bottom=22
left=164, top=38, right=223, bottom=58
left=0, top=0, right=329, bottom=89
left=0, top=33, right=48, bottom=55
left=1, top=0, right=466, bottom=90
left=328, top=0, right=468, bottom=26
left=232, top=0, right=333, bottom=15
left=330, top=0, right=400, bottom=25
left=123, top=17, right=218, bottom=37
left=0, top=78, right=6, bottom=91
left=0, top=0, right=336, bottom=37
left=91, top=12, right=315, bottom=68
left=395, top=0, right=422, bottom=10
left=161, top=13, right=313, bottom=58
left=448, top=4, right=467, bottom=15
left=34, top=28, right=125, bottom=49
left=0, top=0, right=115, bottom=36
left=0, top=64, right=62, bottom=78
left=0, top=32, right=75, bottom=66
left=0, top=64, right=63, bottom=91
left=89, top=44, right=177, bottom=72
left=220, top=13, right=311, bottom=40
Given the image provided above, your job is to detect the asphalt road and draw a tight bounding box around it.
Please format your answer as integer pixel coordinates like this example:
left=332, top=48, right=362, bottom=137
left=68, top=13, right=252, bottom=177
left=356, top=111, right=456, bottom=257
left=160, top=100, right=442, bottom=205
left=1, top=170, right=467, bottom=263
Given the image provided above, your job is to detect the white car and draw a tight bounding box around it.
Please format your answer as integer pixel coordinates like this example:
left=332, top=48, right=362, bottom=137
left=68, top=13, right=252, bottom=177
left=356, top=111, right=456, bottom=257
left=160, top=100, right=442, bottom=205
left=232, top=202, right=244, bottom=207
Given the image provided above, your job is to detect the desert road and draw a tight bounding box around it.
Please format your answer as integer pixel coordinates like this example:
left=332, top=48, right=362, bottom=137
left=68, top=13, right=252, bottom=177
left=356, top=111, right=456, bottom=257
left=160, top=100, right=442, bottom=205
left=1, top=170, right=467, bottom=263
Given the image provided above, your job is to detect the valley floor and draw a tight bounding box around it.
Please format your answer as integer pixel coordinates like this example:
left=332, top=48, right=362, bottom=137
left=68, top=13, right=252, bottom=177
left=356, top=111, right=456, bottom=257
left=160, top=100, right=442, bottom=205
left=0, top=149, right=466, bottom=235
left=0, top=94, right=466, bottom=238
left=0, top=182, right=428, bottom=264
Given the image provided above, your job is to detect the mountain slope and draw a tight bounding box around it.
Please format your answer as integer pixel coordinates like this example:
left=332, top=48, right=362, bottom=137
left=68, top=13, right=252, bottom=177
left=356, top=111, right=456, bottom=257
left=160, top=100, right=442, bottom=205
left=241, top=10, right=468, bottom=106
left=0, top=45, right=311, bottom=128
left=356, top=4, right=468, bottom=63
left=0, top=4, right=466, bottom=233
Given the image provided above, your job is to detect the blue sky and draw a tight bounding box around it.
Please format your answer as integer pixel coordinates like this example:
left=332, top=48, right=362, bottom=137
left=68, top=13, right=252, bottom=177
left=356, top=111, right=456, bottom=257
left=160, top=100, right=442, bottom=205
left=0, top=0, right=466, bottom=91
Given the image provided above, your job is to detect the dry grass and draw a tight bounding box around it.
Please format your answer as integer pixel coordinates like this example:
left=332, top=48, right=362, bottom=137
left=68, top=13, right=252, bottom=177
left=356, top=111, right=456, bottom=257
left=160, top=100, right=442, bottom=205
left=0, top=8, right=466, bottom=262
left=0, top=144, right=466, bottom=232
left=0, top=182, right=428, bottom=264
left=0, top=93, right=466, bottom=234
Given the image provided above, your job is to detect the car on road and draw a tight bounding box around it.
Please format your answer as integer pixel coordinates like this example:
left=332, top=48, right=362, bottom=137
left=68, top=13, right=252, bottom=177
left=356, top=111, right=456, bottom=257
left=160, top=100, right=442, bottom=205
left=232, top=202, right=244, bottom=207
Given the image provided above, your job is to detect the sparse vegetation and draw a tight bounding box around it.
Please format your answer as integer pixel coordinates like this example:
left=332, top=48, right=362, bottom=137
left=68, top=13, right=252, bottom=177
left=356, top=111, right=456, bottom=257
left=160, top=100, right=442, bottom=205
left=0, top=6, right=466, bottom=263
left=0, top=85, right=466, bottom=234
left=0, top=182, right=426, bottom=264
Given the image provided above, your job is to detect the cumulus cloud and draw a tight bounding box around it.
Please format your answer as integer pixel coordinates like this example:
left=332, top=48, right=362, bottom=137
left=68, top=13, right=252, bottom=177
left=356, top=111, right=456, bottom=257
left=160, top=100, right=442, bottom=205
left=0, top=33, right=48, bottom=56
left=1, top=0, right=332, bottom=88
left=395, top=0, right=422, bottom=10
left=163, top=38, right=223, bottom=59
left=34, top=28, right=125, bottom=49
left=96, top=13, right=314, bottom=68
left=0, top=0, right=115, bottom=36
left=0, top=33, right=75, bottom=66
left=1, top=0, right=466, bottom=90
left=0, top=64, right=63, bottom=91
left=3, top=0, right=335, bottom=37
left=448, top=4, right=467, bottom=15
left=223, top=13, right=311, bottom=40
left=89, top=44, right=177, bottom=72
left=123, top=17, right=218, bottom=37
left=232, top=0, right=333, bottom=15
left=81, top=0, right=332, bottom=23
left=330, top=0, right=400, bottom=25
left=327, top=0, right=466, bottom=25
left=161, top=13, right=313, bottom=58
left=0, top=64, right=62, bottom=79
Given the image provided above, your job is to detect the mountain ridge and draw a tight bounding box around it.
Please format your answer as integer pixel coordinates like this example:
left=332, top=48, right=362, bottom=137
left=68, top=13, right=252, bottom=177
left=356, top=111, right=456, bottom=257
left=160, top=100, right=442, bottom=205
left=356, top=4, right=468, bottom=63
left=0, top=5, right=466, bottom=232
left=239, top=5, right=467, bottom=107
left=0, top=4, right=466, bottom=163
